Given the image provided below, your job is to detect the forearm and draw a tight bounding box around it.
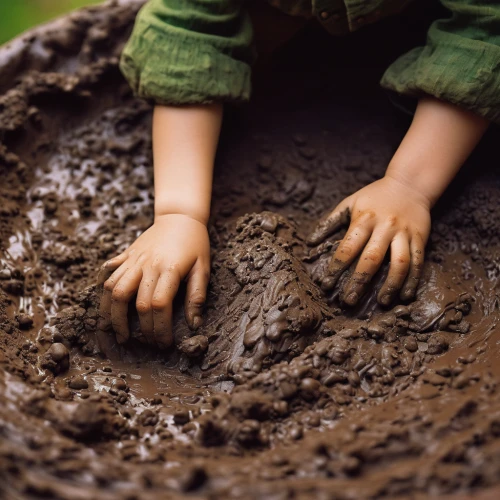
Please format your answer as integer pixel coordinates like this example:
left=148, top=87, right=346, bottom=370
left=386, top=97, right=489, bottom=208
left=153, top=103, right=223, bottom=225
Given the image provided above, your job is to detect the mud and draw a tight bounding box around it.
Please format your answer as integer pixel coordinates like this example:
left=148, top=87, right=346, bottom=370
left=0, top=1, right=500, bottom=499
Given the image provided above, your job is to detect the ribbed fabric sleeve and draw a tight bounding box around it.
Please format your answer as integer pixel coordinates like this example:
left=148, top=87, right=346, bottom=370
left=381, top=0, right=500, bottom=123
left=119, top=0, right=254, bottom=105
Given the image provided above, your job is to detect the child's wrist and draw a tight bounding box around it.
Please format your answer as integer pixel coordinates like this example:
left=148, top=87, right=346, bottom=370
left=154, top=204, right=209, bottom=226
left=383, top=171, right=435, bottom=210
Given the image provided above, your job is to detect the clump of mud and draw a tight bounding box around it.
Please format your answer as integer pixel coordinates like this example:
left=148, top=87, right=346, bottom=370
left=1, top=1, right=500, bottom=499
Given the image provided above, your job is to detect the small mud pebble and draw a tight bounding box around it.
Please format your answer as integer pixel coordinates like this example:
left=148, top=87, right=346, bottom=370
left=404, top=337, right=418, bottom=353
left=178, top=466, right=207, bottom=492
left=427, top=334, right=449, bottom=355
left=300, top=378, right=321, bottom=401
left=338, top=328, right=361, bottom=340
left=422, top=372, right=448, bottom=386
left=43, top=195, right=58, bottom=215
left=111, top=378, right=128, bottom=392
left=179, top=335, right=209, bottom=358
left=139, top=409, right=159, bottom=426
left=173, top=409, right=191, bottom=426
left=69, top=376, right=89, bottom=390
left=279, top=382, right=297, bottom=400
left=41, top=343, right=70, bottom=374
left=17, top=314, right=34, bottom=330
left=393, top=305, right=410, bottom=318
left=2, top=279, right=24, bottom=295
left=0, top=269, right=12, bottom=279
left=453, top=373, right=471, bottom=389
left=289, top=424, right=303, bottom=440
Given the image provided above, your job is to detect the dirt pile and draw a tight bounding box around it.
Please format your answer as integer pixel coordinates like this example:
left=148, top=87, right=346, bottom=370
left=0, top=1, right=499, bottom=499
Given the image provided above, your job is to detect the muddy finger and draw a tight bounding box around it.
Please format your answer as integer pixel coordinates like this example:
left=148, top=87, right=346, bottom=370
left=135, top=271, right=159, bottom=344
left=322, top=222, right=372, bottom=292
left=342, top=232, right=391, bottom=306
left=110, top=266, right=143, bottom=344
left=400, top=237, right=425, bottom=301
left=377, top=233, right=411, bottom=306
left=98, top=264, right=130, bottom=332
left=185, top=264, right=210, bottom=330
left=307, top=206, right=349, bottom=246
left=97, top=253, right=128, bottom=285
left=151, top=271, right=181, bottom=349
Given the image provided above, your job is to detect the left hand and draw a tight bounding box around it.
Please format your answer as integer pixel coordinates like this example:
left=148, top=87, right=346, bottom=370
left=307, top=175, right=431, bottom=306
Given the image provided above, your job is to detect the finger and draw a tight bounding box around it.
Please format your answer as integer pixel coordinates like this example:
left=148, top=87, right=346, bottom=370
left=135, top=271, right=159, bottom=344
left=342, top=231, right=391, bottom=306
left=307, top=206, right=350, bottom=246
left=400, top=233, right=425, bottom=301
left=185, top=263, right=210, bottom=330
left=98, top=263, right=130, bottom=332
left=151, top=271, right=181, bottom=349
left=111, top=266, right=143, bottom=344
left=377, top=233, right=411, bottom=306
left=97, top=253, right=128, bottom=286
left=321, top=221, right=372, bottom=292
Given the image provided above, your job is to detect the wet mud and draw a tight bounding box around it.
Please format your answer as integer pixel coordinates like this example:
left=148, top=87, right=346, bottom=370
left=1, top=1, right=500, bottom=498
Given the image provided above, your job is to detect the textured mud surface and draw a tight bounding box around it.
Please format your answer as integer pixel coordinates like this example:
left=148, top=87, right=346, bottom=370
left=1, top=2, right=500, bottom=499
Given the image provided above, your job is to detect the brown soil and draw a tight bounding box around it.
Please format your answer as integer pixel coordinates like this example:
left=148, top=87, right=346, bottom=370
left=1, top=1, right=499, bottom=499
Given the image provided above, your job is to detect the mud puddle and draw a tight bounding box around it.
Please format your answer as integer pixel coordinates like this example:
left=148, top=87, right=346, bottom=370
left=0, top=1, right=499, bottom=499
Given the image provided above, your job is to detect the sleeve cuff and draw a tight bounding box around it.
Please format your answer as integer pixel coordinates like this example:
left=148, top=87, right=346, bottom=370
left=120, top=20, right=252, bottom=106
left=381, top=27, right=500, bottom=124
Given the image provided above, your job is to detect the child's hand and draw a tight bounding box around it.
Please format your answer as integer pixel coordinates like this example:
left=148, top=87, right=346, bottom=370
left=308, top=96, right=490, bottom=307
left=98, top=214, right=210, bottom=349
left=308, top=176, right=431, bottom=306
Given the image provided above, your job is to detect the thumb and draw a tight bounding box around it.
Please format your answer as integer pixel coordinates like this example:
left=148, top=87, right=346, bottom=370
left=307, top=205, right=350, bottom=246
left=97, top=253, right=127, bottom=286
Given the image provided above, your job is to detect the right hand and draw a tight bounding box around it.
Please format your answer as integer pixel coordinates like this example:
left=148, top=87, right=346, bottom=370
left=98, top=213, right=210, bottom=349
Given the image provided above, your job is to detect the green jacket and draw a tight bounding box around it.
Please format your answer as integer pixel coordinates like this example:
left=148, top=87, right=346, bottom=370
left=120, top=0, right=500, bottom=123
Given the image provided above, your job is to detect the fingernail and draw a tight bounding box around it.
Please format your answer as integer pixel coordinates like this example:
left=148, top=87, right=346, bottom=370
left=192, top=315, right=203, bottom=330
left=400, top=288, right=415, bottom=302
left=116, top=334, right=127, bottom=345
left=379, top=294, right=392, bottom=306
left=307, top=234, right=319, bottom=246
left=344, top=292, right=358, bottom=306
left=321, top=276, right=336, bottom=292
left=97, top=317, right=110, bottom=332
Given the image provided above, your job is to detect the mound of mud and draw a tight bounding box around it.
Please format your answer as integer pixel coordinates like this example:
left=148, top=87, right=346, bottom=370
left=0, top=1, right=499, bottom=498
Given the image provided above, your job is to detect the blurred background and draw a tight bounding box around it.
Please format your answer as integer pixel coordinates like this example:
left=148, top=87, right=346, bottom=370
left=0, top=0, right=101, bottom=45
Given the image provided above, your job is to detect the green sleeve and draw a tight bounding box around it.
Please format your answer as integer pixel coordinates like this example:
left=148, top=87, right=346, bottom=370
left=381, top=0, right=500, bottom=123
left=119, top=0, right=254, bottom=105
